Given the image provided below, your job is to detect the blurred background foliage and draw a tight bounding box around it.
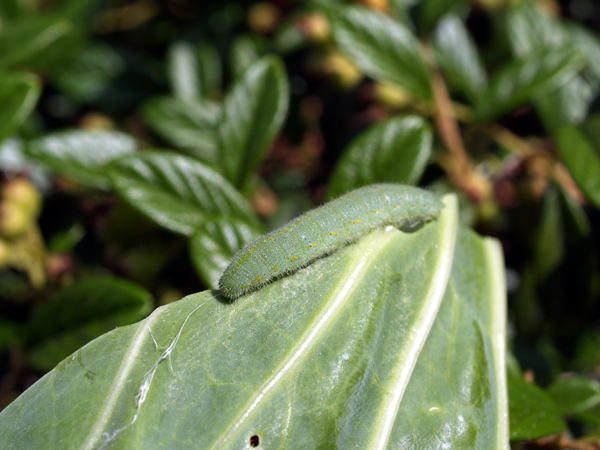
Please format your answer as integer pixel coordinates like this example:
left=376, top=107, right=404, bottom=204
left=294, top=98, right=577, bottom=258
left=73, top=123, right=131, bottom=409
left=1, top=0, right=600, bottom=447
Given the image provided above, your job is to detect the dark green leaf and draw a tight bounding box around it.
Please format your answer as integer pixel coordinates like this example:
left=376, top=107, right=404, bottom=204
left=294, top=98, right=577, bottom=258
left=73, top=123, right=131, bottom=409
left=533, top=186, right=563, bottom=281
left=189, top=218, right=264, bottom=290
left=53, top=44, right=125, bottom=103
left=108, top=152, right=261, bottom=236
left=508, top=376, right=566, bottom=441
left=548, top=376, right=600, bottom=415
left=556, top=125, right=600, bottom=209
left=566, top=23, right=600, bottom=79
left=420, top=0, right=467, bottom=31
left=0, top=16, right=77, bottom=70
left=218, top=56, right=289, bottom=189
left=197, top=42, right=222, bottom=98
left=26, top=277, right=153, bottom=372
left=167, top=41, right=199, bottom=99
left=506, top=1, right=567, bottom=59
left=141, top=96, right=221, bottom=164
left=535, top=75, right=596, bottom=131
left=26, top=130, right=138, bottom=189
left=333, top=6, right=432, bottom=99
left=475, top=49, right=585, bottom=122
left=0, top=71, right=40, bottom=141
left=229, top=35, right=262, bottom=80
left=327, top=115, right=433, bottom=199
left=433, top=14, right=487, bottom=102
left=0, top=196, right=510, bottom=448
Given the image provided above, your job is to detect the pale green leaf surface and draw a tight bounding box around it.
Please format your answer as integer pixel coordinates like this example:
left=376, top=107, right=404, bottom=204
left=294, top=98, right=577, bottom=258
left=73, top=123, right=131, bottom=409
left=475, top=50, right=585, bottom=122
left=0, top=195, right=509, bottom=449
left=26, top=130, right=138, bottom=189
left=326, top=115, right=432, bottom=199
left=556, top=125, right=600, bottom=209
left=218, top=56, right=289, bottom=189
left=333, top=6, right=432, bottom=100
left=141, top=96, right=221, bottom=164
left=0, top=71, right=41, bottom=141
left=26, top=277, right=153, bottom=372
left=190, top=218, right=264, bottom=290
left=107, top=152, right=261, bottom=236
left=168, top=42, right=199, bottom=100
left=433, top=14, right=487, bottom=102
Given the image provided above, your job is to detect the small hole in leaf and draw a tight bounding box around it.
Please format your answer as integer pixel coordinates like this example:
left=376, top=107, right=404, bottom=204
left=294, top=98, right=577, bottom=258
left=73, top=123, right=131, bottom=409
left=250, top=435, right=260, bottom=447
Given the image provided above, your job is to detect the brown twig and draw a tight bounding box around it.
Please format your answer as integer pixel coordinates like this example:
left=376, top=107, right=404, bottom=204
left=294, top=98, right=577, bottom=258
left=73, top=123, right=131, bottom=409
left=485, top=125, right=585, bottom=203
left=430, top=68, right=488, bottom=203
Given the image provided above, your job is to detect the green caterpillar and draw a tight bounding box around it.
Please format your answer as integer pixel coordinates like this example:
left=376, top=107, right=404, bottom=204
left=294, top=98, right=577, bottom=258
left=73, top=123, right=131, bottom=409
left=219, top=184, right=443, bottom=299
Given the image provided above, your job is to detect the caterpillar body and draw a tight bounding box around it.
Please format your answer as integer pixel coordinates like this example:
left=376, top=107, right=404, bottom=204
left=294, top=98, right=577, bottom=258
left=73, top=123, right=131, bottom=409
left=219, top=184, right=443, bottom=299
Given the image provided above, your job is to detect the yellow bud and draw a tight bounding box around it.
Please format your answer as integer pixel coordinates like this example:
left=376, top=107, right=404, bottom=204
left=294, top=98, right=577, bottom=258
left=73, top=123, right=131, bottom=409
left=0, top=202, right=31, bottom=239
left=247, top=2, right=281, bottom=34
left=297, top=13, right=331, bottom=44
left=0, top=239, right=9, bottom=268
left=374, top=82, right=413, bottom=109
left=2, top=178, right=42, bottom=219
left=322, top=51, right=362, bottom=89
left=80, top=112, right=115, bottom=130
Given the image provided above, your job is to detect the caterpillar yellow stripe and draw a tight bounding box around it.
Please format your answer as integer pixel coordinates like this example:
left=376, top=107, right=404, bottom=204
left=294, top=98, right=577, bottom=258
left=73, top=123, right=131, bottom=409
left=219, top=184, right=443, bottom=299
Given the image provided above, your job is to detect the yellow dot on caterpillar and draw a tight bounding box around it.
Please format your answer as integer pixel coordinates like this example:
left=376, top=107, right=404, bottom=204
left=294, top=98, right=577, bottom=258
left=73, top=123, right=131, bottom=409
left=255, top=277, right=260, bottom=281
left=313, top=243, right=317, bottom=247
left=327, top=232, right=331, bottom=236
left=333, top=232, right=337, bottom=235
left=273, top=265, right=278, bottom=270
left=356, top=219, right=360, bottom=223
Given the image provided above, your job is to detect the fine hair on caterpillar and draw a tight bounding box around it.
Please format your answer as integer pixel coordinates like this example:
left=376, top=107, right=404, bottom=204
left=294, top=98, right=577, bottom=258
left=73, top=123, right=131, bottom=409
left=219, top=184, right=444, bottom=299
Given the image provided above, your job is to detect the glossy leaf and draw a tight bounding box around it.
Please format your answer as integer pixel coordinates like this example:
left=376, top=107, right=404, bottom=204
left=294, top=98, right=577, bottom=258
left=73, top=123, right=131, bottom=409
left=229, top=35, right=262, bottom=80
left=508, top=376, right=566, bottom=441
left=556, top=125, right=600, bottom=209
left=0, top=71, right=41, bottom=141
left=0, top=16, right=77, bottom=70
left=333, top=6, right=432, bottom=100
left=189, top=218, right=264, bottom=290
left=506, top=1, right=566, bottom=59
left=548, top=376, right=600, bottom=415
left=168, top=41, right=199, bottom=99
left=141, top=96, right=222, bottom=164
left=26, top=277, right=153, bottom=372
left=433, top=14, right=487, bottom=102
left=197, top=42, right=222, bottom=98
left=26, top=130, right=138, bottom=189
left=107, top=152, right=261, bottom=236
left=218, top=56, right=289, bottom=189
left=475, top=49, right=585, bottom=122
left=53, top=44, right=125, bottom=103
left=0, top=195, right=510, bottom=449
left=326, top=115, right=433, bottom=199
left=535, top=75, right=596, bottom=131
left=420, top=0, right=467, bottom=32
left=533, top=186, right=564, bottom=281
